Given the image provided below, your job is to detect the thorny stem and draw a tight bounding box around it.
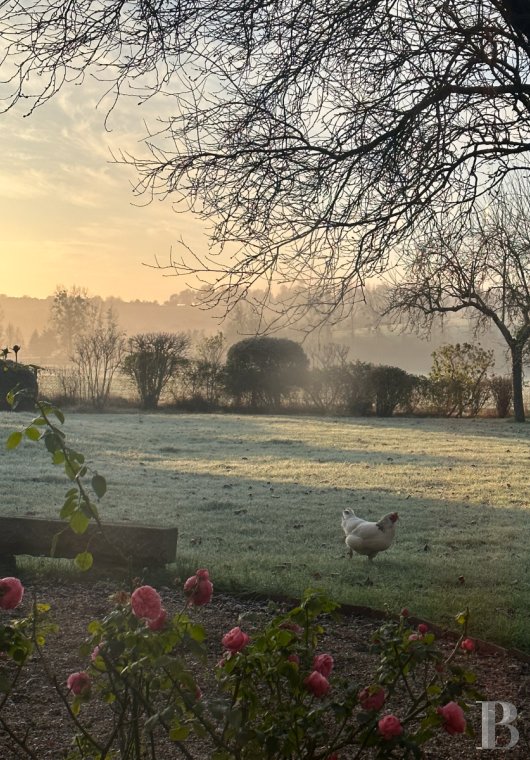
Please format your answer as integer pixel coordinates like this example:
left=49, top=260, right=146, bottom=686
left=164, top=673, right=235, bottom=757
left=0, top=660, right=24, bottom=712
left=392, top=642, right=417, bottom=702
left=33, top=633, right=107, bottom=753
left=122, top=670, right=196, bottom=759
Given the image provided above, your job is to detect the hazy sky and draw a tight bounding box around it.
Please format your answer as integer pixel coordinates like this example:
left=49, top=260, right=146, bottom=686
left=1, top=78, right=209, bottom=303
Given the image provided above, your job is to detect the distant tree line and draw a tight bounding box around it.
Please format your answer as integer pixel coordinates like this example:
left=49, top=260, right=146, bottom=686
left=45, top=326, right=516, bottom=419
left=0, top=286, right=521, bottom=418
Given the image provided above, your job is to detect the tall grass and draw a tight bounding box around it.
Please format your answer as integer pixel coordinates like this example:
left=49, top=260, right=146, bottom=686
left=2, top=411, right=529, bottom=649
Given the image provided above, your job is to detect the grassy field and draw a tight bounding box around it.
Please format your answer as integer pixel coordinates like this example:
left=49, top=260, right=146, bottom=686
left=1, top=411, right=530, bottom=650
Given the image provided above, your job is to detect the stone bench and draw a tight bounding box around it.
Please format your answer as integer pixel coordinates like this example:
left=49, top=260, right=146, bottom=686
left=0, top=516, right=178, bottom=571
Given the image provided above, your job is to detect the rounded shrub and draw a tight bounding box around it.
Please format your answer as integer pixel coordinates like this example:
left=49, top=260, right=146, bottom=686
left=0, top=360, right=38, bottom=411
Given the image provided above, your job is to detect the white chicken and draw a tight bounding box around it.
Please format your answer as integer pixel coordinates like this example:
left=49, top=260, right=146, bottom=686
left=344, top=512, right=398, bottom=561
left=341, top=508, right=365, bottom=535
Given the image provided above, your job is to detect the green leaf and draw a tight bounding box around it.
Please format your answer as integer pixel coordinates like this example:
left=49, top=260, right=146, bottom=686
left=60, top=498, right=77, bottom=519
left=187, top=623, right=206, bottom=643
left=44, top=431, right=63, bottom=453
left=169, top=723, right=191, bottom=742
left=275, top=630, right=293, bottom=647
left=69, top=510, right=90, bottom=535
left=52, top=450, right=65, bottom=465
left=91, top=474, right=107, bottom=499
left=6, top=431, right=23, bottom=450
left=80, top=500, right=98, bottom=519
left=31, top=416, right=47, bottom=426
left=74, top=551, right=93, bottom=571
left=87, top=620, right=103, bottom=635
left=427, top=684, right=442, bottom=697
left=52, top=407, right=65, bottom=424
left=25, top=426, right=41, bottom=441
left=64, top=461, right=79, bottom=481
left=69, top=450, right=85, bottom=464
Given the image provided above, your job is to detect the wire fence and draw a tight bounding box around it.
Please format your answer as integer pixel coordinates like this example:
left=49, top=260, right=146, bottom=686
left=34, top=365, right=530, bottom=417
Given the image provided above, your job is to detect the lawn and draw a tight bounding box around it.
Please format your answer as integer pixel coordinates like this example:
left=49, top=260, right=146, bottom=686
left=2, top=410, right=530, bottom=650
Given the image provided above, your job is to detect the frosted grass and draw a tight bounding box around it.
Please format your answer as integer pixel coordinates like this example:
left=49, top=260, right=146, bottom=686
left=1, top=411, right=529, bottom=648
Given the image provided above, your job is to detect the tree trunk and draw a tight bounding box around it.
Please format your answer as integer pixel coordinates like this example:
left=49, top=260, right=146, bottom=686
left=511, top=345, right=526, bottom=423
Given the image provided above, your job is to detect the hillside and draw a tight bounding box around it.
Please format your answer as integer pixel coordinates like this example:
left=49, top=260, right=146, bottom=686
left=0, top=292, right=511, bottom=375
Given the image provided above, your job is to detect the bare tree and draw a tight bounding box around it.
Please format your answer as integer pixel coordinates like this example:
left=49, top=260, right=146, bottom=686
left=72, top=307, right=126, bottom=409
left=3, top=2, right=530, bottom=322
left=176, top=332, right=226, bottom=407
left=122, top=332, right=190, bottom=409
left=386, top=183, right=530, bottom=422
left=308, top=342, right=349, bottom=371
left=51, top=286, right=98, bottom=358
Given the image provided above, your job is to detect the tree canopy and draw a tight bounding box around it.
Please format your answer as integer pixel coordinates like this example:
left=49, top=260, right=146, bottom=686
left=225, top=336, right=308, bottom=409
left=122, top=332, right=190, bottom=409
left=3, top=1, right=530, bottom=318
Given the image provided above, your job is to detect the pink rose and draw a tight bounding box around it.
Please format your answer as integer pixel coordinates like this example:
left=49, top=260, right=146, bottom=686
left=0, top=577, right=24, bottom=610
left=378, top=714, right=403, bottom=740
left=417, top=623, right=429, bottom=635
left=66, top=671, right=91, bottom=696
left=408, top=633, right=421, bottom=642
left=304, top=670, right=330, bottom=698
left=131, top=585, right=162, bottom=621
left=222, top=626, right=250, bottom=653
left=183, top=569, right=213, bottom=606
left=313, top=653, right=334, bottom=678
left=400, top=607, right=409, bottom=618
left=358, top=685, right=386, bottom=712
left=148, top=607, right=167, bottom=631
left=438, top=701, right=467, bottom=735
left=287, top=654, right=300, bottom=666
left=460, top=638, right=475, bottom=652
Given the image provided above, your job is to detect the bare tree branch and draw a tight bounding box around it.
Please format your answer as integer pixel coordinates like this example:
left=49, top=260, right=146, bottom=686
left=385, top=176, right=530, bottom=420
left=3, top=1, right=530, bottom=322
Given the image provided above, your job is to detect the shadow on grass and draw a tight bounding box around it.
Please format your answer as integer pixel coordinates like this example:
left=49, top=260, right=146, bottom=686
left=140, top=466, right=530, bottom=650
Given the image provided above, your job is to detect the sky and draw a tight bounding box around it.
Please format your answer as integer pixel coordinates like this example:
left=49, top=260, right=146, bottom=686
left=0, top=77, right=210, bottom=303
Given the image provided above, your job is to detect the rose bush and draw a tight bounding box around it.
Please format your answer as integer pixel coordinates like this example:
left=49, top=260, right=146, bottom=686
left=1, top=572, right=481, bottom=758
